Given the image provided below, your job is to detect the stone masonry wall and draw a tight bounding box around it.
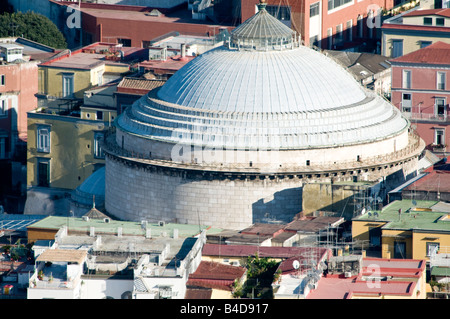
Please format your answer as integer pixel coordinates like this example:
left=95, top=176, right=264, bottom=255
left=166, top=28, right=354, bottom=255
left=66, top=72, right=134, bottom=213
left=104, top=157, right=303, bottom=230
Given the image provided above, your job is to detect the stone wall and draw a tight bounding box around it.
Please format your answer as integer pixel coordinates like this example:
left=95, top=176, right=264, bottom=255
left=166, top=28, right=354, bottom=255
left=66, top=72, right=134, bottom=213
left=104, top=156, right=303, bottom=230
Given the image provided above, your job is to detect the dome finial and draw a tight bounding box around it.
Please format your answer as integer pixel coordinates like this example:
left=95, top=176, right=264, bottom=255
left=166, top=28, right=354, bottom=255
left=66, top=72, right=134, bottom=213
left=257, top=0, right=267, bottom=11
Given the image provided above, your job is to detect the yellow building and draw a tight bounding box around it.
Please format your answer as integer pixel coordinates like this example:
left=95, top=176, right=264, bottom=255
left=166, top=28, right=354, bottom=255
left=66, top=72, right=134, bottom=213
left=27, top=107, right=111, bottom=190
left=352, top=200, right=450, bottom=261
left=37, top=44, right=131, bottom=100
left=381, top=8, right=450, bottom=58
left=27, top=43, right=144, bottom=192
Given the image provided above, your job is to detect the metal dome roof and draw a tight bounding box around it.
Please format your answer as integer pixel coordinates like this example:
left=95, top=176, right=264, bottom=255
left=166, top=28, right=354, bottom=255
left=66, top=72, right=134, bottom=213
left=156, top=45, right=367, bottom=113
left=230, top=1, right=295, bottom=50
left=116, top=3, right=409, bottom=151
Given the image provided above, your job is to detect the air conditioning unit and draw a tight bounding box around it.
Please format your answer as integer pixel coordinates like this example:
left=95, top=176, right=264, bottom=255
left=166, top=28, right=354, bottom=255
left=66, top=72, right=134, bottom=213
left=344, top=271, right=352, bottom=278
left=82, top=216, right=89, bottom=222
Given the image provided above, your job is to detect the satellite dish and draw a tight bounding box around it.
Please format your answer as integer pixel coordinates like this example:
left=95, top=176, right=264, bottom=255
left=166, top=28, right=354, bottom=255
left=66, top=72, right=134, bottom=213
left=292, top=260, right=300, bottom=270
left=368, top=212, right=372, bottom=217
left=361, top=208, right=366, bottom=215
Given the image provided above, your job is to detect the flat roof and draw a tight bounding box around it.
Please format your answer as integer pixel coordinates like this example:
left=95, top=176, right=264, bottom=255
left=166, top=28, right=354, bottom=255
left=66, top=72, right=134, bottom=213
left=353, top=200, right=450, bottom=232
left=80, top=6, right=232, bottom=27
left=27, top=216, right=222, bottom=238
left=307, top=277, right=416, bottom=299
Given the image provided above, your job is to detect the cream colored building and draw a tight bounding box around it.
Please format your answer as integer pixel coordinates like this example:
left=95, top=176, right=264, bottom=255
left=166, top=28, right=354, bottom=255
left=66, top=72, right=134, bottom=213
left=382, top=7, right=450, bottom=58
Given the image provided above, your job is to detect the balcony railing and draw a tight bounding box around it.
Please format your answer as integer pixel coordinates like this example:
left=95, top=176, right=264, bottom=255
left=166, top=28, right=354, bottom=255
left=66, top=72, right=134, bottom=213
left=403, top=112, right=448, bottom=122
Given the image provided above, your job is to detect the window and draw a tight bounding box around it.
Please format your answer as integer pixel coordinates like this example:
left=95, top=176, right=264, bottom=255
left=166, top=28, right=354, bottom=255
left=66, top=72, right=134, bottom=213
left=426, top=242, right=440, bottom=256
left=37, top=126, right=50, bottom=153
left=346, top=20, right=353, bottom=42
left=94, top=132, right=105, bottom=159
left=0, top=74, right=4, bottom=86
left=435, top=128, right=445, bottom=145
left=402, top=70, right=411, bottom=89
left=437, top=71, right=446, bottom=90
left=37, top=158, right=50, bottom=187
left=435, top=98, right=446, bottom=116
left=0, top=99, right=6, bottom=117
left=394, top=241, right=406, bottom=259
left=266, top=5, right=291, bottom=21
left=392, top=39, right=403, bottom=58
left=423, top=17, right=433, bottom=25
left=0, top=137, right=5, bottom=159
left=117, top=38, right=132, bottom=47
left=310, top=2, right=320, bottom=17
left=96, top=110, right=103, bottom=121
left=420, top=41, right=432, bottom=48
left=357, top=15, right=363, bottom=38
left=62, top=73, right=74, bottom=98
left=327, top=28, right=333, bottom=49
left=436, top=18, right=445, bottom=26
left=328, top=0, right=352, bottom=11
left=402, top=93, right=412, bottom=112
left=335, top=24, right=343, bottom=44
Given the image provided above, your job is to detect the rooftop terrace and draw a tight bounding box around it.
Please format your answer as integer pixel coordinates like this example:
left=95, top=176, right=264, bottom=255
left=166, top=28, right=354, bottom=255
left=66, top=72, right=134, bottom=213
left=27, top=216, right=223, bottom=238
left=353, top=200, right=450, bottom=232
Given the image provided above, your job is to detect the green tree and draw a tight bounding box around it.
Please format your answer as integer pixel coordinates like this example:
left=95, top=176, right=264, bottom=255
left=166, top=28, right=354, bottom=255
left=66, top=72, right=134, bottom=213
left=0, top=11, right=67, bottom=49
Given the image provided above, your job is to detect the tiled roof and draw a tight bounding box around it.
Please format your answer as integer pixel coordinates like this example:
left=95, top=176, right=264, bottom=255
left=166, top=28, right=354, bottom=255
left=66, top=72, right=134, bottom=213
left=187, top=261, right=246, bottom=291
left=390, top=41, right=450, bottom=65
left=189, top=261, right=246, bottom=282
left=307, top=277, right=417, bottom=299
left=285, top=216, right=344, bottom=233
left=116, top=78, right=165, bottom=94
left=240, top=223, right=285, bottom=236
left=202, top=244, right=329, bottom=260
left=403, top=8, right=450, bottom=18
left=404, top=170, right=450, bottom=192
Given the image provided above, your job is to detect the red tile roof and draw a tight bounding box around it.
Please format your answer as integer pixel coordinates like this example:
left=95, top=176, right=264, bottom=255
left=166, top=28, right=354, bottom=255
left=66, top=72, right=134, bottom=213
left=187, top=261, right=246, bottom=291
left=116, top=78, right=165, bottom=95
left=390, top=41, right=450, bottom=65
left=139, top=55, right=195, bottom=73
left=404, top=170, right=450, bottom=192
left=403, top=8, right=450, bottom=18
left=202, top=244, right=330, bottom=260
left=306, top=257, right=425, bottom=299
left=307, top=277, right=417, bottom=299
left=285, top=216, right=344, bottom=233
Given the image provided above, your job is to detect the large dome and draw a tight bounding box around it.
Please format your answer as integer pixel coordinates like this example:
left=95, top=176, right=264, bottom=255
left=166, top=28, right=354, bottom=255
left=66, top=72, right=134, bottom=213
left=156, top=46, right=367, bottom=113
left=104, top=1, right=423, bottom=230
left=117, top=1, right=408, bottom=151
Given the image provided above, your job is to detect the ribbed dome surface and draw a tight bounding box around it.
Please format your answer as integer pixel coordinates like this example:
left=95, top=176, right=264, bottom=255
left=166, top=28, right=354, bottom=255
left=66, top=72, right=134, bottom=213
left=230, top=3, right=295, bottom=46
left=116, top=2, right=409, bottom=151
left=157, top=46, right=367, bottom=113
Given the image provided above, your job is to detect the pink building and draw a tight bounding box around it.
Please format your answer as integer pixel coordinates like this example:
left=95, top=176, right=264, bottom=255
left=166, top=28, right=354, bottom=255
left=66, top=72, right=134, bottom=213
left=391, top=41, right=450, bottom=157
left=0, top=38, right=57, bottom=160
left=0, top=38, right=57, bottom=213
left=241, top=0, right=395, bottom=50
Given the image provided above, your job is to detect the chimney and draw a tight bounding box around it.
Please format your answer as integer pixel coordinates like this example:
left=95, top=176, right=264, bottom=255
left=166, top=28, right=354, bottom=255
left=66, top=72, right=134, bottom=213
left=181, top=43, right=186, bottom=58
